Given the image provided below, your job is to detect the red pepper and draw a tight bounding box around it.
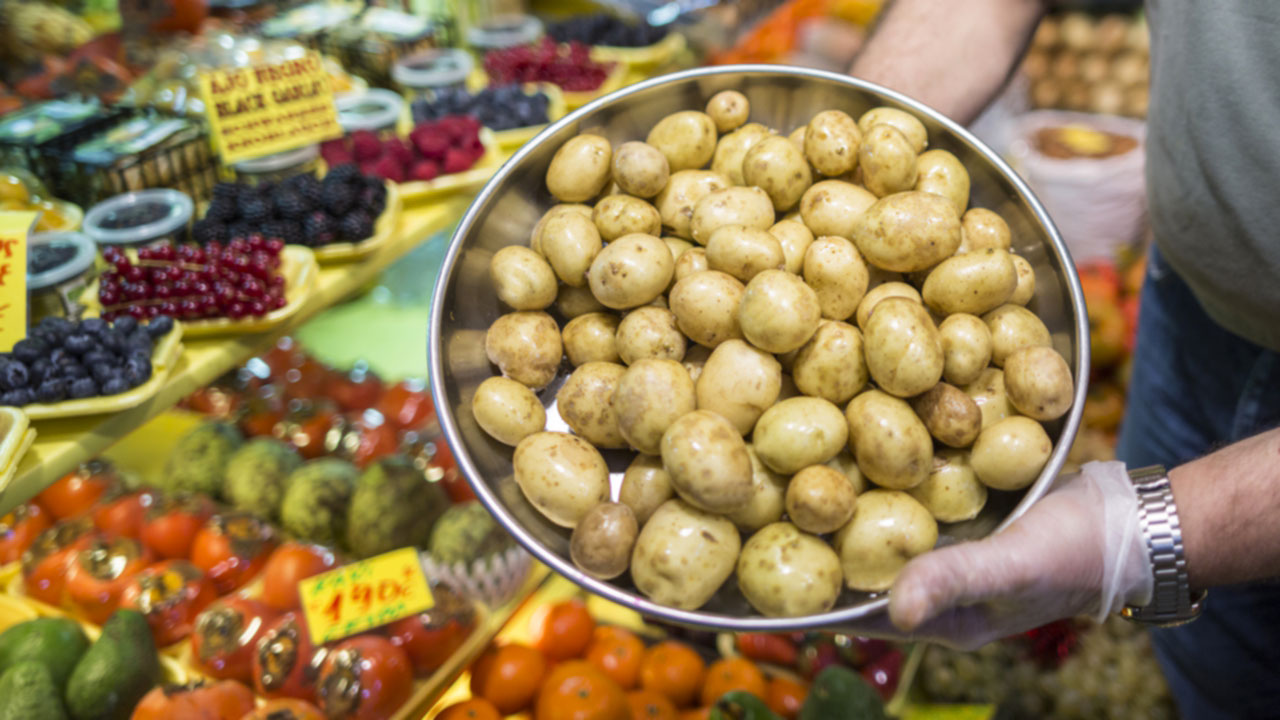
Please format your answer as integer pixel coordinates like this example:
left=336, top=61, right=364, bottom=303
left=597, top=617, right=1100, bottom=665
left=737, top=633, right=798, bottom=667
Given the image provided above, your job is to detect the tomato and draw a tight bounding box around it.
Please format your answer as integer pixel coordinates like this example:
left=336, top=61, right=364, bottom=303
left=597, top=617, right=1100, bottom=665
left=626, top=690, right=678, bottom=720
left=534, top=660, right=629, bottom=720
left=839, top=636, right=890, bottom=668
left=764, top=676, right=808, bottom=719
left=859, top=648, right=904, bottom=702
left=21, top=518, right=96, bottom=606
left=280, top=404, right=340, bottom=459
left=92, top=489, right=159, bottom=539
left=192, top=597, right=279, bottom=682
left=253, top=611, right=323, bottom=701
left=239, top=699, right=326, bottom=720
left=284, top=356, right=335, bottom=401
left=327, top=365, right=384, bottom=412
left=437, top=698, right=502, bottom=720
left=184, top=386, right=240, bottom=418
left=37, top=460, right=119, bottom=519
left=317, top=635, right=413, bottom=720
left=131, top=679, right=255, bottom=720
left=639, top=641, right=706, bottom=708
left=429, top=439, right=475, bottom=503
left=386, top=584, right=476, bottom=674
left=700, top=657, right=766, bottom=707
left=585, top=625, right=645, bottom=690
left=119, top=559, right=218, bottom=647
left=260, top=542, right=340, bottom=611
left=376, top=379, right=435, bottom=431
left=189, top=512, right=277, bottom=593
left=139, top=493, right=214, bottom=559
left=345, top=412, right=399, bottom=468
left=64, top=535, right=152, bottom=624
left=241, top=409, right=283, bottom=438
left=470, top=643, right=546, bottom=714
left=533, top=599, right=595, bottom=662
left=735, top=634, right=798, bottom=667
left=0, top=501, right=51, bottom=564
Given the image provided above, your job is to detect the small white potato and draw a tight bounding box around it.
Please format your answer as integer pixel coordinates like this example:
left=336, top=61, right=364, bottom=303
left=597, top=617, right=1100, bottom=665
left=1009, top=254, right=1036, bottom=305
left=471, top=376, right=546, bottom=446
left=855, top=281, right=922, bottom=331
left=857, top=107, right=928, bottom=152
left=799, top=180, right=877, bottom=239
left=1003, top=345, right=1074, bottom=421
left=863, top=297, right=944, bottom=398
left=959, top=208, right=1012, bottom=252
left=738, top=269, right=822, bottom=353
left=612, top=141, right=670, bottom=198
left=562, top=312, right=620, bottom=366
left=612, top=358, right=697, bottom=454
left=547, top=134, right=612, bottom=202
left=803, top=236, right=870, bottom=321
left=804, top=110, right=862, bottom=177
left=654, top=170, right=731, bottom=239
left=963, top=367, right=1017, bottom=430
left=513, top=432, right=610, bottom=527
left=845, top=390, right=933, bottom=490
left=983, top=304, right=1052, bottom=366
left=571, top=502, right=639, bottom=580
left=910, top=382, right=982, bottom=448
left=834, top=489, right=938, bottom=592
left=728, top=446, right=787, bottom=533
left=853, top=191, right=962, bottom=273
left=674, top=246, right=709, bottom=282
left=858, top=125, right=919, bottom=197
left=616, top=307, right=686, bottom=364
left=556, top=361, right=628, bottom=448
left=769, top=219, right=814, bottom=274
left=661, top=409, right=754, bottom=513
left=922, top=248, right=1018, bottom=315
left=696, top=339, right=782, bottom=435
left=647, top=110, right=718, bottom=171
left=706, top=90, right=750, bottom=133
left=738, top=522, right=843, bottom=617
left=489, top=246, right=557, bottom=311
left=742, top=135, right=813, bottom=211
left=588, top=233, right=674, bottom=309
left=866, top=265, right=904, bottom=292
left=556, top=284, right=607, bottom=318
left=663, top=236, right=694, bottom=263
left=593, top=194, right=662, bottom=241
left=682, top=344, right=711, bottom=383
left=620, top=454, right=673, bottom=524
left=691, top=186, right=775, bottom=245
left=485, top=311, right=563, bottom=389
left=706, top=225, right=786, bottom=283
left=938, top=313, right=993, bottom=385
left=531, top=204, right=592, bottom=256
left=792, top=320, right=867, bottom=404
left=669, top=270, right=745, bottom=348
left=970, top=416, right=1053, bottom=491
left=825, top=450, right=870, bottom=495
left=753, top=396, right=848, bottom=474
left=915, top=149, right=970, bottom=215
left=631, top=499, right=740, bottom=610
left=541, top=212, right=603, bottom=287
left=786, top=465, right=857, bottom=534
left=909, top=449, right=988, bottom=523
left=712, top=123, right=771, bottom=185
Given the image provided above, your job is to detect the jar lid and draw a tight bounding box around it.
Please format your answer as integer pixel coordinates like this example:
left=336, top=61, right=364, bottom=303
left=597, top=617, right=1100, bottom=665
left=466, top=14, right=543, bottom=50
left=336, top=89, right=404, bottom=133
left=392, top=48, right=473, bottom=90
left=28, top=231, right=96, bottom=289
left=233, top=143, right=320, bottom=174
left=83, top=189, right=194, bottom=246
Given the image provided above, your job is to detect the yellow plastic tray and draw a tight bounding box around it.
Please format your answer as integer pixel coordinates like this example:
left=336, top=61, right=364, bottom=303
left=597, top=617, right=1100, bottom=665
left=0, top=428, right=36, bottom=489
left=311, top=181, right=403, bottom=263
left=0, top=593, right=38, bottom=633
left=0, top=408, right=30, bottom=474
left=590, top=32, right=687, bottom=72
left=396, top=128, right=503, bottom=205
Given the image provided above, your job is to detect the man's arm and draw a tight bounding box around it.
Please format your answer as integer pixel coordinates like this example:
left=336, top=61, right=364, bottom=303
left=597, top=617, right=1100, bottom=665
left=849, top=0, right=1049, bottom=123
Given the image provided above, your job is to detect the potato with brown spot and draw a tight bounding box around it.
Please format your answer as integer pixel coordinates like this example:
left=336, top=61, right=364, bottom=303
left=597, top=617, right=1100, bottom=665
left=804, top=110, right=861, bottom=177
left=587, top=233, right=674, bottom=309
left=971, top=416, right=1053, bottom=491
left=513, top=431, right=610, bottom=527
left=691, top=186, right=775, bottom=246
left=853, top=191, right=962, bottom=273
left=706, top=225, right=786, bottom=283
left=647, top=110, right=718, bottom=171
left=1003, top=345, right=1074, bottom=421
left=737, top=522, right=843, bottom=617
left=557, top=361, right=628, bottom=448
left=728, top=446, right=788, bottom=533
left=959, top=208, right=1012, bottom=252
left=858, top=125, right=919, bottom=197
left=612, top=141, right=670, bottom=198
left=612, top=358, right=696, bottom=455
left=834, top=489, right=937, bottom=592
left=1009, top=254, right=1036, bottom=306
left=531, top=204, right=592, bottom=256
left=909, top=449, right=987, bottom=523
left=938, top=313, right=992, bottom=385
left=915, top=149, right=970, bottom=215
left=799, top=180, right=877, bottom=239
left=983, top=304, right=1052, bottom=366
left=471, top=376, right=546, bottom=446
left=669, top=270, right=745, bottom=348
left=769, top=219, right=814, bottom=274
left=620, top=454, right=673, bottom=524
left=485, top=311, right=563, bottom=389
left=562, top=312, right=620, bottom=366
left=738, top=269, right=822, bottom=354
left=655, top=170, right=731, bottom=239
left=911, top=382, right=982, bottom=448
left=631, top=499, right=740, bottom=610
left=593, top=194, right=662, bottom=241
left=660, top=409, right=754, bottom=513
left=706, top=90, right=750, bottom=133
left=922, top=248, right=1017, bottom=316
left=712, top=123, right=771, bottom=185
left=616, top=307, right=685, bottom=364
left=571, top=502, right=639, bottom=580
left=742, top=135, right=813, bottom=211
left=803, top=236, right=870, bottom=321
left=845, top=390, right=933, bottom=490
left=546, top=134, right=612, bottom=202
left=855, top=281, right=922, bottom=331
left=786, top=465, right=857, bottom=534
left=857, top=107, right=928, bottom=152
left=695, top=339, right=782, bottom=435
left=792, top=320, right=867, bottom=404
left=490, top=246, right=557, bottom=310
left=863, top=297, right=943, bottom=398
left=753, top=396, right=848, bottom=474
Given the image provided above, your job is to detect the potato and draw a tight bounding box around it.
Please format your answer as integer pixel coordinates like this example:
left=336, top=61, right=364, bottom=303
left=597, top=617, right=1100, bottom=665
left=489, top=245, right=557, bottom=312
left=845, top=390, right=933, bottom=490
left=959, top=208, right=1012, bottom=252
left=616, top=307, right=685, bottom=364
left=663, top=236, right=694, bottom=262
left=620, top=454, right=673, bottom=524
left=647, top=110, right=718, bottom=171
left=1003, top=345, right=1073, bottom=421
left=1009, top=254, right=1036, bottom=305
left=769, top=219, right=814, bottom=274
left=593, top=194, right=662, bottom=241
left=631, top=499, right=740, bottom=610
left=547, top=134, right=612, bottom=202
left=857, top=107, right=928, bottom=153
left=825, top=450, right=870, bottom=495
left=853, top=191, right=962, bottom=273
left=691, top=186, right=775, bottom=245
left=804, top=110, right=861, bottom=177
left=612, top=141, right=670, bottom=198
left=792, top=320, right=867, bottom=404
left=557, top=361, right=628, bottom=448
left=786, top=465, right=857, bottom=534
left=541, top=212, right=603, bottom=288
left=909, top=449, right=987, bottom=523
left=738, top=269, right=822, bottom=353
left=858, top=125, right=918, bottom=197
left=706, top=90, right=749, bottom=133
left=855, top=281, right=921, bottom=331
left=922, top=248, right=1017, bottom=315
left=742, top=135, right=813, bottom=212
left=983, top=304, right=1051, bottom=366
left=588, top=233, right=674, bottom=309
left=753, top=396, right=848, bottom=474
left=712, top=123, right=770, bottom=185
left=910, top=382, right=981, bottom=448
left=655, top=170, right=731, bottom=239
left=669, top=270, right=745, bottom=348
left=971, top=416, right=1052, bottom=491
left=863, top=297, right=943, bottom=398
left=531, top=204, right=593, bottom=256
left=803, top=236, right=869, bottom=321
left=866, top=265, right=903, bottom=292
left=696, top=339, right=782, bottom=435
left=612, top=358, right=696, bottom=454
left=513, top=432, right=610, bottom=527
left=571, top=502, right=639, bottom=580
left=682, top=343, right=711, bottom=383
left=738, top=522, right=843, bottom=616
left=706, top=225, right=786, bottom=283
left=661, top=409, right=754, bottom=513
left=556, top=284, right=607, bottom=319
left=788, top=125, right=806, bottom=150
left=962, top=367, right=1017, bottom=430
left=472, top=376, right=546, bottom=446
left=915, top=149, right=970, bottom=215
left=938, top=313, right=992, bottom=385
left=485, top=311, right=563, bottom=389
left=673, top=246, right=709, bottom=283
left=562, top=312, right=620, bottom=366
left=727, top=446, right=787, bottom=532
left=799, top=180, right=877, bottom=239
left=835, top=490, right=938, bottom=592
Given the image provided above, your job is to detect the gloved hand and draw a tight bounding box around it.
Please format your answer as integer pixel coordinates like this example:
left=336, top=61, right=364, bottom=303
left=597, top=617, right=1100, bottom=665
left=887, top=461, right=1153, bottom=650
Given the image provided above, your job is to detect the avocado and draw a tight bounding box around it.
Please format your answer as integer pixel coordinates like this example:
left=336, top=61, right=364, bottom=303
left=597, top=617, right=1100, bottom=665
left=346, top=455, right=450, bottom=558
left=0, top=617, right=89, bottom=691
left=798, top=666, right=887, bottom=720
left=160, top=421, right=244, bottom=498
left=280, top=458, right=359, bottom=548
left=0, top=662, right=67, bottom=720
left=65, top=610, right=160, bottom=720
left=223, top=437, right=303, bottom=520
left=427, top=501, right=515, bottom=567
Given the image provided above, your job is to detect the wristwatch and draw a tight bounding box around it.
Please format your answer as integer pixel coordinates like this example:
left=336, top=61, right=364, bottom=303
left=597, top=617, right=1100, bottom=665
left=1121, top=464, right=1206, bottom=626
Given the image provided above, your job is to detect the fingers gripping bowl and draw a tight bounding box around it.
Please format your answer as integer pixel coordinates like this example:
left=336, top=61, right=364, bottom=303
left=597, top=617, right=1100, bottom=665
left=430, top=66, right=1089, bottom=631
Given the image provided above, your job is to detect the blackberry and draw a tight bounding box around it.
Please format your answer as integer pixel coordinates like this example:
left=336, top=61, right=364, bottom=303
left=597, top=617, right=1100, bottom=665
left=339, top=211, right=375, bottom=243
left=327, top=164, right=363, bottom=186
left=302, top=211, right=338, bottom=246
left=193, top=218, right=229, bottom=245
left=238, top=195, right=271, bottom=225
left=360, top=181, right=387, bottom=214
left=263, top=219, right=292, bottom=243
left=68, top=377, right=97, bottom=399
left=321, top=179, right=357, bottom=215
left=204, top=196, right=238, bottom=223
left=212, top=182, right=240, bottom=202
left=275, top=220, right=303, bottom=246
left=274, top=189, right=309, bottom=220
left=228, top=221, right=253, bottom=242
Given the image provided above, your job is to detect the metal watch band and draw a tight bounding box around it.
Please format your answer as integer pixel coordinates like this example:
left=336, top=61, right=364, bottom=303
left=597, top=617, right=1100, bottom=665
left=1121, top=464, right=1205, bottom=626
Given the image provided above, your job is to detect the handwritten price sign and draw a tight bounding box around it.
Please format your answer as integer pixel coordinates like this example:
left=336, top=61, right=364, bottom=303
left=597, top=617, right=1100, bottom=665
left=0, top=212, right=36, bottom=352
left=298, top=547, right=434, bottom=645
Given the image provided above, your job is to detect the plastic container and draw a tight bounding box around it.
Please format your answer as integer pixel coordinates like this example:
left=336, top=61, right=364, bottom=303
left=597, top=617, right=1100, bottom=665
left=83, top=188, right=194, bottom=248
left=231, top=144, right=320, bottom=185
left=466, top=13, right=542, bottom=52
left=336, top=89, right=405, bottom=135
left=392, top=48, right=473, bottom=100
left=28, top=231, right=96, bottom=322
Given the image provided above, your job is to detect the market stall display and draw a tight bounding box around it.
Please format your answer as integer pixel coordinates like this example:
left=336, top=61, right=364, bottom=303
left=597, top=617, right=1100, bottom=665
left=1022, top=12, right=1150, bottom=118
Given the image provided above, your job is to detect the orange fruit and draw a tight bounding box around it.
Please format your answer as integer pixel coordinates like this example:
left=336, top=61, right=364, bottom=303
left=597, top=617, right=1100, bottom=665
left=533, top=599, right=596, bottom=661
left=438, top=698, right=502, bottom=720
left=534, top=660, right=629, bottom=720
left=585, top=625, right=645, bottom=690
left=677, top=709, right=711, bottom=720
left=626, top=690, right=678, bottom=720
left=765, top=675, right=808, bottom=719
left=638, top=641, right=705, bottom=708
left=470, top=643, right=547, bottom=714
left=700, top=657, right=767, bottom=706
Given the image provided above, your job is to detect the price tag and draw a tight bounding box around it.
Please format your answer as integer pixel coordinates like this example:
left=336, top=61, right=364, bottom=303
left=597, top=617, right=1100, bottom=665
left=901, top=704, right=997, bottom=720
left=197, top=50, right=343, bottom=165
left=298, top=547, right=435, bottom=646
left=0, top=212, right=36, bottom=352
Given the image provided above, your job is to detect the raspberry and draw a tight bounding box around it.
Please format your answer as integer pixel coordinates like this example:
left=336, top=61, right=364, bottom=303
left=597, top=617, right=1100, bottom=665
left=320, top=139, right=354, bottom=168
left=383, top=138, right=414, bottom=169
left=350, top=130, right=383, bottom=162
left=442, top=148, right=475, bottom=175
left=409, top=160, right=440, bottom=182
left=370, top=153, right=406, bottom=183
left=409, top=125, right=450, bottom=161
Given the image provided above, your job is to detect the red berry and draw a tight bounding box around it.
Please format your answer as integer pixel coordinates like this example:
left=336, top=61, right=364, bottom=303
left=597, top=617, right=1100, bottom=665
left=370, top=153, right=406, bottom=183
left=350, top=130, right=383, bottom=162
left=409, top=160, right=441, bottom=182
left=442, top=148, right=475, bottom=174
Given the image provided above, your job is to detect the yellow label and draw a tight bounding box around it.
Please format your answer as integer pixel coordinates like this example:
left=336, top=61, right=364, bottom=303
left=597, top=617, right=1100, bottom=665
left=198, top=51, right=343, bottom=165
left=0, top=212, right=36, bottom=352
left=298, top=547, right=435, bottom=645
left=901, top=704, right=997, bottom=720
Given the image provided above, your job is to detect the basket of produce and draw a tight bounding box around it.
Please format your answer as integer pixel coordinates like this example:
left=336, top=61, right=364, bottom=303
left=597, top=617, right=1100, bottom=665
left=473, top=38, right=627, bottom=110
left=411, top=83, right=568, bottom=151
left=430, top=65, right=1089, bottom=632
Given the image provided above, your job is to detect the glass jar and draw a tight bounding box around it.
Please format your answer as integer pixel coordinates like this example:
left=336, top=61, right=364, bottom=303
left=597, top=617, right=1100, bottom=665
left=231, top=144, right=320, bottom=186
left=466, top=13, right=542, bottom=53
left=336, top=89, right=405, bottom=136
left=83, top=188, right=194, bottom=248
left=392, top=48, right=473, bottom=102
left=28, top=231, right=96, bottom=323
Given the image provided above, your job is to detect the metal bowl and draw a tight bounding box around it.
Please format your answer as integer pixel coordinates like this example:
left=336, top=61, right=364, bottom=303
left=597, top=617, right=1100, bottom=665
left=430, top=65, right=1089, bottom=632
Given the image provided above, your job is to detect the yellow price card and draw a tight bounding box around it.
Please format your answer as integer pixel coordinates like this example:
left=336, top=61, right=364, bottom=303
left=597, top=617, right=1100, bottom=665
left=299, top=547, right=435, bottom=645
left=198, top=51, right=343, bottom=165
left=0, top=212, right=36, bottom=352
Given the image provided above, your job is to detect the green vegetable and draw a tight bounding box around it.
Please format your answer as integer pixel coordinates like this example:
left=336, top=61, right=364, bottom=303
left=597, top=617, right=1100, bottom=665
left=346, top=455, right=449, bottom=558
left=64, top=610, right=160, bottom=720
left=160, top=421, right=244, bottom=497
left=428, top=501, right=515, bottom=566
left=0, top=617, right=89, bottom=691
left=280, top=458, right=359, bottom=548
left=798, top=666, right=887, bottom=720
left=223, top=437, right=302, bottom=520
left=710, top=691, right=783, bottom=720
left=0, top=662, right=67, bottom=720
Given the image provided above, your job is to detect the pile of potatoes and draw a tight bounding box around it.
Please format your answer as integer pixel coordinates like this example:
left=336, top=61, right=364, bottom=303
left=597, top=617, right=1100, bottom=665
left=472, top=90, right=1074, bottom=618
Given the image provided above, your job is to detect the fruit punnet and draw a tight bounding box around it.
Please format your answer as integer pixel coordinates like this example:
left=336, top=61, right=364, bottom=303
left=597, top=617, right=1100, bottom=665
left=484, top=39, right=614, bottom=92
left=324, top=116, right=484, bottom=183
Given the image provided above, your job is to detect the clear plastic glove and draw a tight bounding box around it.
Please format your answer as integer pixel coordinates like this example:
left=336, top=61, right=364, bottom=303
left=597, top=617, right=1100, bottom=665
left=887, top=461, right=1154, bottom=650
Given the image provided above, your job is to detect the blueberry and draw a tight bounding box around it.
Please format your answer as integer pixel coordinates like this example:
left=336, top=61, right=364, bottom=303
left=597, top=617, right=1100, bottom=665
left=124, top=355, right=152, bottom=386
left=68, top=377, right=97, bottom=399
left=82, top=350, right=115, bottom=368
left=0, top=390, right=25, bottom=406
left=79, top=317, right=108, bottom=336
left=112, top=316, right=139, bottom=335
left=12, top=338, right=47, bottom=364
left=30, top=357, right=52, bottom=376
left=1, top=360, right=30, bottom=390
left=38, top=316, right=73, bottom=335
left=91, top=363, right=119, bottom=384
left=49, top=347, right=71, bottom=366
left=59, top=363, right=88, bottom=380
left=99, top=330, right=126, bottom=353
left=6, top=388, right=34, bottom=405
left=64, top=332, right=95, bottom=355
left=100, top=377, right=131, bottom=395
left=127, top=329, right=152, bottom=349
left=145, top=315, right=174, bottom=339
left=34, top=378, right=66, bottom=403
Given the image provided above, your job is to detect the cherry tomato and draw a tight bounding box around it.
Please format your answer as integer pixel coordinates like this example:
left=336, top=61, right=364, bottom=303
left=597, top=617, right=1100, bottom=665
left=285, top=356, right=335, bottom=401
left=37, top=460, right=119, bottom=519
left=376, top=378, right=435, bottom=431
left=260, top=542, right=341, bottom=611
left=189, top=512, right=277, bottom=594
left=192, top=597, right=279, bottom=683
left=139, top=493, right=214, bottom=559
left=327, top=365, right=383, bottom=412
left=280, top=404, right=340, bottom=459
left=240, top=699, right=326, bottom=720
left=241, top=409, right=284, bottom=438
left=317, top=636, right=414, bottom=720
left=839, top=636, right=890, bottom=668
left=64, top=535, right=153, bottom=624
left=119, top=559, right=218, bottom=647
left=131, top=679, right=256, bottom=720
left=534, top=599, right=596, bottom=662
left=21, top=518, right=96, bottom=606
left=0, top=501, right=51, bottom=564
left=91, top=488, right=159, bottom=539
left=253, top=611, right=323, bottom=702
left=386, top=583, right=476, bottom=674
left=184, top=386, right=240, bottom=418
left=735, top=633, right=798, bottom=667
left=345, top=412, right=399, bottom=468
